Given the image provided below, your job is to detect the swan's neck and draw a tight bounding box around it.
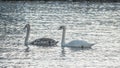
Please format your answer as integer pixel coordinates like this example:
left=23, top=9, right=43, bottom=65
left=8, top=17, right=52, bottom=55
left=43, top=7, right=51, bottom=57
left=25, top=25, right=30, bottom=46
left=61, top=28, right=66, bottom=47
left=4, top=23, right=7, bottom=36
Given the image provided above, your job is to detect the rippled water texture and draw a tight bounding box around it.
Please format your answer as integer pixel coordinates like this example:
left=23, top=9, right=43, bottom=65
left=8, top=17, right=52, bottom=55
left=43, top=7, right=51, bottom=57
left=0, top=1, right=120, bottom=68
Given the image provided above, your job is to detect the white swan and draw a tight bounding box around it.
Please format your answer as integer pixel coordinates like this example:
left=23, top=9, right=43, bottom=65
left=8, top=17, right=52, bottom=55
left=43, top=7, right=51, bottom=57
left=58, top=26, right=95, bottom=48
left=24, top=24, right=58, bottom=47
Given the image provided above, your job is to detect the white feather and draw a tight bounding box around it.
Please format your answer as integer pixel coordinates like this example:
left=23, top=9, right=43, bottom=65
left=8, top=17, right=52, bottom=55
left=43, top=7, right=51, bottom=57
left=59, top=26, right=95, bottom=48
left=65, top=40, right=94, bottom=48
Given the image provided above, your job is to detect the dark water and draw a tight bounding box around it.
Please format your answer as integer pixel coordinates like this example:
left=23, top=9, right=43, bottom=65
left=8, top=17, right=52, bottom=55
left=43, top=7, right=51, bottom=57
left=0, top=1, right=120, bottom=68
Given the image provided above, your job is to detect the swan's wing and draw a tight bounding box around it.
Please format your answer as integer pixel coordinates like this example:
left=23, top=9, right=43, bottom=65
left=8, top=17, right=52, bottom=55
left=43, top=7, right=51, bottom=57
left=30, top=38, right=58, bottom=46
left=66, top=40, right=94, bottom=48
left=66, top=40, right=83, bottom=47
left=40, top=38, right=58, bottom=45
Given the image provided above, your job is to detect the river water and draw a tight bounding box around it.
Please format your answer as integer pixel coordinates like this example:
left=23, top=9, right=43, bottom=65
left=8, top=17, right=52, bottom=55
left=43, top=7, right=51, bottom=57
left=0, top=1, right=120, bottom=68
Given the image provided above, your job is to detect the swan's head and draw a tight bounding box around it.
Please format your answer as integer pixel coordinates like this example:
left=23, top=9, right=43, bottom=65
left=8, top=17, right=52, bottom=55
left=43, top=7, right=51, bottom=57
left=23, top=24, right=30, bottom=30
left=58, top=26, right=65, bottom=30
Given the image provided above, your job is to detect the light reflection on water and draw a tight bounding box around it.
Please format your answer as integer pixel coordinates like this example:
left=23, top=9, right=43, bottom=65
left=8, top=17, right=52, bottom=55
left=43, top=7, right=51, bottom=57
left=0, top=1, right=120, bottom=68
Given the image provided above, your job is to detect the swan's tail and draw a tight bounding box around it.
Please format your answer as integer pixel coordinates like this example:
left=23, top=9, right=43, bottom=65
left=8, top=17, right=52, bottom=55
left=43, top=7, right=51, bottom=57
left=90, top=43, right=96, bottom=46
left=55, top=41, right=59, bottom=45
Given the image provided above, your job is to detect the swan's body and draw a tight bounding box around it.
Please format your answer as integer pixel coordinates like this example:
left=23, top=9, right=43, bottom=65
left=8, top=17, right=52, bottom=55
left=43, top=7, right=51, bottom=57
left=24, top=24, right=58, bottom=47
left=64, top=40, right=94, bottom=48
left=59, top=26, right=95, bottom=48
left=30, top=38, right=58, bottom=46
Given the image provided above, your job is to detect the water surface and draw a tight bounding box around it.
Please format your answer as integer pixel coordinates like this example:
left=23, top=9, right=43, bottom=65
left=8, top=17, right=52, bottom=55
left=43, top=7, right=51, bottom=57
left=0, top=1, right=120, bottom=68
